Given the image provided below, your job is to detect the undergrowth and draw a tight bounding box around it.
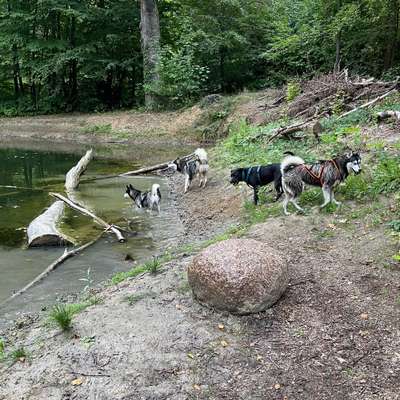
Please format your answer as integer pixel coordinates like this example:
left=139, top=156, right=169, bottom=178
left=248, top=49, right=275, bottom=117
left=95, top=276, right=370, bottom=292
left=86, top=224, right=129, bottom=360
left=215, top=95, right=400, bottom=221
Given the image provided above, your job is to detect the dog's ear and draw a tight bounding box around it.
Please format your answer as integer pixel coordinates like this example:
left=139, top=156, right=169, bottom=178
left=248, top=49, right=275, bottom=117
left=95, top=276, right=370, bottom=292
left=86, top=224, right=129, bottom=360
left=283, top=151, right=295, bottom=156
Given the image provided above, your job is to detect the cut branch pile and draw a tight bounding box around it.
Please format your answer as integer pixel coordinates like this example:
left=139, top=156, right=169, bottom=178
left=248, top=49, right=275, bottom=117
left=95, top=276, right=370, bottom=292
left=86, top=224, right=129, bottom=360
left=260, top=71, right=400, bottom=144
left=286, top=72, right=399, bottom=119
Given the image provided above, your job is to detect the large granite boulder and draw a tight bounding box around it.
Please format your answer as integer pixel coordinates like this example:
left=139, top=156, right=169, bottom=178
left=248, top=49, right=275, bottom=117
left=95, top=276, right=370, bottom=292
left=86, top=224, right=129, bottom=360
left=188, top=239, right=288, bottom=315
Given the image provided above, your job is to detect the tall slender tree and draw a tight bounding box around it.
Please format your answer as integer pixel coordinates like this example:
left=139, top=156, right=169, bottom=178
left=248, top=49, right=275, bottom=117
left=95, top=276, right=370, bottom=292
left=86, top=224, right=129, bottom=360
left=140, top=0, right=161, bottom=108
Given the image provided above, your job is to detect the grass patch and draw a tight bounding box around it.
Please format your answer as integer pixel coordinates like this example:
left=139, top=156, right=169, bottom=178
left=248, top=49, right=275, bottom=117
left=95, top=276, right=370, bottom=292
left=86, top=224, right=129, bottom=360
left=81, top=123, right=113, bottom=135
left=9, top=347, right=27, bottom=362
left=0, top=338, right=5, bottom=360
left=124, top=291, right=155, bottom=305
left=145, top=256, right=161, bottom=275
left=49, top=304, right=73, bottom=331
left=48, top=299, right=96, bottom=331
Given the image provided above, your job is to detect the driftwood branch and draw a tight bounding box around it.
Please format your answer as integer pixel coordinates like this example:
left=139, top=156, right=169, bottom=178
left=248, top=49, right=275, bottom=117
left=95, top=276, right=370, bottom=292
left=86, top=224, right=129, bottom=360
left=50, top=192, right=125, bottom=243
left=119, top=162, right=172, bottom=177
left=65, top=149, right=93, bottom=191
left=1, top=235, right=102, bottom=305
left=338, top=88, right=398, bottom=119
left=27, top=201, right=74, bottom=247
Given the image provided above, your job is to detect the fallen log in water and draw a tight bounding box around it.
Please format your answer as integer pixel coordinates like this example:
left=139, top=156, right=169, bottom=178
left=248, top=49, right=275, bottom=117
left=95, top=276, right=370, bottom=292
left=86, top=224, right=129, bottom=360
left=26, top=149, right=95, bottom=247
left=65, top=149, right=93, bottom=191
left=2, top=234, right=102, bottom=304
left=50, top=192, right=125, bottom=243
left=119, top=162, right=172, bottom=177
left=27, top=201, right=73, bottom=247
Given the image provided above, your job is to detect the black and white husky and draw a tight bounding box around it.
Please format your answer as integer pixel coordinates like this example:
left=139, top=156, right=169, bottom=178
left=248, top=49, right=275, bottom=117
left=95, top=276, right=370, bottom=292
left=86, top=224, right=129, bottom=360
left=124, top=183, right=161, bottom=212
left=280, top=152, right=362, bottom=215
left=171, top=148, right=209, bottom=193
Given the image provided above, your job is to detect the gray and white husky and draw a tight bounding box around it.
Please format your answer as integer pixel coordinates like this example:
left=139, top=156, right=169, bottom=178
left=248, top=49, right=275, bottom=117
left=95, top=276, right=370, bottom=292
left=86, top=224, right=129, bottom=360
left=124, top=183, right=161, bottom=213
left=171, top=148, right=209, bottom=193
left=280, top=152, right=362, bottom=215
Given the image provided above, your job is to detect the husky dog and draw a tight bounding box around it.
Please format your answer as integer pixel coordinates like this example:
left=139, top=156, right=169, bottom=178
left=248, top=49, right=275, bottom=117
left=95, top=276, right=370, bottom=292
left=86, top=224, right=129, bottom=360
left=230, top=164, right=283, bottom=205
left=171, top=148, right=209, bottom=193
left=280, top=152, right=361, bottom=215
left=124, top=183, right=161, bottom=212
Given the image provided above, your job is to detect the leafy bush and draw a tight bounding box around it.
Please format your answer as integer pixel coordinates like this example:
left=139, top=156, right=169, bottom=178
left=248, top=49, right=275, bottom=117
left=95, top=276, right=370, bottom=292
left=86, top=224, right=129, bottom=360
left=151, top=43, right=209, bottom=107
left=286, top=81, right=301, bottom=101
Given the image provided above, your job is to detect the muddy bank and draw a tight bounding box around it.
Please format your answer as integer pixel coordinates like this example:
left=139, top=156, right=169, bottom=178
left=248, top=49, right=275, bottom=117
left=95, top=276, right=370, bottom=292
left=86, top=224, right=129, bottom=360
left=0, top=110, right=196, bottom=146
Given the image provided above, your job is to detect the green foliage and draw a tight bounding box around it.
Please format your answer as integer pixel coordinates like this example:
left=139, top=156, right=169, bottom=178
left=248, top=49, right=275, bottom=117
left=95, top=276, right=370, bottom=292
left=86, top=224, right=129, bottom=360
left=286, top=81, right=301, bottom=101
left=0, top=0, right=399, bottom=114
left=216, top=119, right=317, bottom=168
left=389, top=220, right=400, bottom=233
left=9, top=347, right=27, bottom=362
left=153, top=43, right=209, bottom=107
left=49, top=304, right=73, bottom=331
left=0, top=338, right=4, bottom=360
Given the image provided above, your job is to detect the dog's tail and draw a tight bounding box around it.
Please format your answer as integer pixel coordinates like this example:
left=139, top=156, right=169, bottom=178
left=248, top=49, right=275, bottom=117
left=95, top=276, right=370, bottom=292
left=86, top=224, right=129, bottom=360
left=280, top=155, right=305, bottom=174
left=151, top=183, right=161, bottom=198
left=195, top=148, right=208, bottom=163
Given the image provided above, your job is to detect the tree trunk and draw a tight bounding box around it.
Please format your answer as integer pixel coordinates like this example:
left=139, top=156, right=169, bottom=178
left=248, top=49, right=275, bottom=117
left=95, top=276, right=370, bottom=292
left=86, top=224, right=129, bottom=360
left=140, top=0, right=161, bottom=109
left=69, top=14, right=78, bottom=110
left=383, top=0, right=399, bottom=70
left=334, top=31, right=341, bottom=74
left=27, top=201, right=73, bottom=247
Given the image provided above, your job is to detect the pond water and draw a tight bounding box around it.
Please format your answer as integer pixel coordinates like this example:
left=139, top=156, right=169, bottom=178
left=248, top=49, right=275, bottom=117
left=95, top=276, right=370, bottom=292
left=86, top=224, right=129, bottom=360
left=0, top=139, right=191, bottom=327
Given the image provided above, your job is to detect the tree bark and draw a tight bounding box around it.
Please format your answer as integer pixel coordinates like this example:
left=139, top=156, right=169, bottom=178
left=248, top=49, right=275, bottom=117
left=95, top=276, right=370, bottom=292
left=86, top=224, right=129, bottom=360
left=383, top=0, right=399, bottom=70
left=140, top=0, right=161, bottom=108
left=65, top=149, right=93, bottom=191
left=27, top=201, right=74, bottom=247
left=334, top=31, right=341, bottom=74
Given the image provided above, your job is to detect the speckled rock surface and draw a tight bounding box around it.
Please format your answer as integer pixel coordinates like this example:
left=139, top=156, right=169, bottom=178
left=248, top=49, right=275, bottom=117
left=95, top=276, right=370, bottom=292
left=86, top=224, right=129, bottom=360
left=188, top=238, right=288, bottom=314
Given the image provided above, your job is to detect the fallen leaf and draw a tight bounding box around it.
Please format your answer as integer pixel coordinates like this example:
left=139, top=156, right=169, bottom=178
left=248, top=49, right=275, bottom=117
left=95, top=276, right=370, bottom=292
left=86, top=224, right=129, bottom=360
left=220, top=340, right=228, bottom=347
left=256, top=355, right=263, bottom=361
left=71, top=377, right=83, bottom=386
left=327, top=223, right=336, bottom=229
left=193, top=384, right=201, bottom=391
left=218, top=324, right=225, bottom=330
left=360, top=313, right=369, bottom=320
left=187, top=353, right=194, bottom=359
left=18, top=357, right=26, bottom=363
left=175, top=304, right=182, bottom=310
left=274, top=383, right=281, bottom=390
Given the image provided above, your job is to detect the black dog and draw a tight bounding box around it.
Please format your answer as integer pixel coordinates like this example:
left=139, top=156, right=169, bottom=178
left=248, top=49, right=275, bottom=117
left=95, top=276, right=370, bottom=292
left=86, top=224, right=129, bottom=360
left=230, top=164, right=283, bottom=204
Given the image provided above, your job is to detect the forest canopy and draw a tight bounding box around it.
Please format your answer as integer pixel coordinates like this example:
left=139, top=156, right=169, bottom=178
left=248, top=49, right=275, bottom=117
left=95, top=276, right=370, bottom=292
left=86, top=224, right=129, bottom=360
left=0, top=0, right=399, bottom=115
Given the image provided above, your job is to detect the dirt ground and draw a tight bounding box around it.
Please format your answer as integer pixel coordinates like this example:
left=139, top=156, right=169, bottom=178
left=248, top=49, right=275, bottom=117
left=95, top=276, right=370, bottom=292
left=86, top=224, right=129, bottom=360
left=1, top=161, right=399, bottom=399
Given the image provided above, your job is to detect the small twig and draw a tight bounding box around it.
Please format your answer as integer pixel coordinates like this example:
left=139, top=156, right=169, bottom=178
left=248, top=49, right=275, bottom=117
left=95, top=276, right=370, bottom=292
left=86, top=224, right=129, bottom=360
left=70, top=371, right=111, bottom=378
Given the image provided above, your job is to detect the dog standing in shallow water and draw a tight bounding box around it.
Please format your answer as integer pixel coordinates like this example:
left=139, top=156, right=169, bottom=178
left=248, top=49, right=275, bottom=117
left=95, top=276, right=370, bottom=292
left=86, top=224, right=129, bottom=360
left=171, top=148, right=209, bottom=193
left=280, top=152, right=362, bottom=215
left=124, top=183, right=161, bottom=213
left=230, top=164, right=283, bottom=205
